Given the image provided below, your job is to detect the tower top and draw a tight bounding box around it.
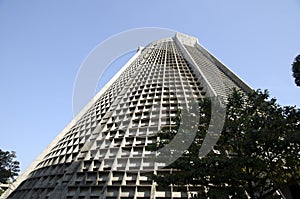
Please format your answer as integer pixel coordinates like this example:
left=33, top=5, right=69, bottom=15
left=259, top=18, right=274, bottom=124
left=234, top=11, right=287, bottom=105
left=175, top=32, right=198, bottom=46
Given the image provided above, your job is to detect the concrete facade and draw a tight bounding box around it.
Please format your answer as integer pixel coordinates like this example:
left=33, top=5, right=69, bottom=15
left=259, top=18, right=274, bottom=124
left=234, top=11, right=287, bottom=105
left=1, top=33, right=250, bottom=199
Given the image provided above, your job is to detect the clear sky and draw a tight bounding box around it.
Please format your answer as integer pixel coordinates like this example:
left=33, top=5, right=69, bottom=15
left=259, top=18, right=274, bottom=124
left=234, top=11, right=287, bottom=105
left=0, top=0, right=300, bottom=173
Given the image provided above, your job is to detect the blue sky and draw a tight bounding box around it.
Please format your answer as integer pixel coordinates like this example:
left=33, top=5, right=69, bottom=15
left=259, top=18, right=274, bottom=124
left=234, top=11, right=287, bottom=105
left=0, top=0, right=300, bottom=172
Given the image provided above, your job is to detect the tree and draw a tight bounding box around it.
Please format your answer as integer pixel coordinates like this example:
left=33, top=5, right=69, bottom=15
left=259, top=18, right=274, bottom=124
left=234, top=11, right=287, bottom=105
left=148, top=89, right=300, bottom=198
left=0, top=149, right=20, bottom=184
left=292, top=54, right=300, bottom=87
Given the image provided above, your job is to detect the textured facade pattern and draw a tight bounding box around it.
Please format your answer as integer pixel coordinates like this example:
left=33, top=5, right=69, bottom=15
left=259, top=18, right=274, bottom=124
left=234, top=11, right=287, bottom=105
left=3, top=33, right=250, bottom=199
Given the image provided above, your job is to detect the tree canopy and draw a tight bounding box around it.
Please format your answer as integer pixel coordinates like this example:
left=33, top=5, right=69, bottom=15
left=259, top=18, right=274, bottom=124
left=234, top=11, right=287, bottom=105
left=0, top=149, right=20, bottom=184
left=292, top=54, right=300, bottom=87
left=148, top=89, right=300, bottom=198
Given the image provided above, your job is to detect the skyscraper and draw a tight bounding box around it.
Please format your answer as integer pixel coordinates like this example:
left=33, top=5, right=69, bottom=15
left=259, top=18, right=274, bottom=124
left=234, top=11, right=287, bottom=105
left=2, top=33, right=251, bottom=199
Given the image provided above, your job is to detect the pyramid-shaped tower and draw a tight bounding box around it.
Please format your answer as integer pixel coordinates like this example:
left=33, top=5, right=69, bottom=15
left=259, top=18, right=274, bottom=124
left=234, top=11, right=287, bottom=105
left=2, top=33, right=251, bottom=199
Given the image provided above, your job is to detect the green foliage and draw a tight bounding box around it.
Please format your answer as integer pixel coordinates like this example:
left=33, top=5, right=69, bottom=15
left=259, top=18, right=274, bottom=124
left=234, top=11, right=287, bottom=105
left=0, top=149, right=20, bottom=184
left=148, top=89, right=300, bottom=198
left=292, top=54, right=300, bottom=87
left=0, top=188, right=4, bottom=196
